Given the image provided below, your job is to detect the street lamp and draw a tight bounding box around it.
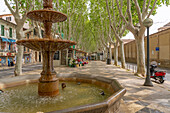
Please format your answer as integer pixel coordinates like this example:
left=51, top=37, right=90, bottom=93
left=143, top=18, right=153, bottom=86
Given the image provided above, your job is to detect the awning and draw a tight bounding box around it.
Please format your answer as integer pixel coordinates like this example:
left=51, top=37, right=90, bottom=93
left=8, top=39, right=16, bottom=43
left=0, top=37, right=10, bottom=42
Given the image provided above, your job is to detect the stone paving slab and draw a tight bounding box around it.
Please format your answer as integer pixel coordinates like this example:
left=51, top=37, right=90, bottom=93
left=0, top=61, right=170, bottom=113
left=69, top=61, right=170, bottom=113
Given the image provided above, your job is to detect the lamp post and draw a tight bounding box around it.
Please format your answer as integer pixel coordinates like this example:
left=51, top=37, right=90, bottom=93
left=143, top=18, right=153, bottom=86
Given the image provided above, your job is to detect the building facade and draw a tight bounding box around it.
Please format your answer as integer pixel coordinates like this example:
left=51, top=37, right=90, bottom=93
left=0, top=14, right=43, bottom=66
left=112, top=26, right=170, bottom=68
left=0, top=18, right=16, bottom=66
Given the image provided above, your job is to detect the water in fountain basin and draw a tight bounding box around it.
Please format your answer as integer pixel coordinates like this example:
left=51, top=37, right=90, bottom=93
left=0, top=82, right=112, bottom=113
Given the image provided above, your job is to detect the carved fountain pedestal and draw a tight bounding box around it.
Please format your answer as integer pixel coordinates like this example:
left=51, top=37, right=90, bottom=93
left=17, top=0, right=76, bottom=96
left=38, top=50, right=59, bottom=96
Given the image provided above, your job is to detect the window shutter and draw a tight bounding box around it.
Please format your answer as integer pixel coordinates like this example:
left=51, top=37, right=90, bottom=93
left=9, top=28, right=12, bottom=38
left=1, top=25, right=4, bottom=36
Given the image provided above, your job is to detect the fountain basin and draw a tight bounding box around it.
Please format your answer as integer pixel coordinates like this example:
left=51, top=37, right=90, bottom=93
left=27, top=9, right=67, bottom=22
left=16, top=39, right=76, bottom=51
left=0, top=73, right=126, bottom=113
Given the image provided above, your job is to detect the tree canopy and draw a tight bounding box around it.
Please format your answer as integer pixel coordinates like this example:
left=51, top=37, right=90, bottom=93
left=5, top=0, right=170, bottom=53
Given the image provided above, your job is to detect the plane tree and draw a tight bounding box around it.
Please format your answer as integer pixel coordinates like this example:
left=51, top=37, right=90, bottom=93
left=115, top=0, right=169, bottom=75
left=4, top=0, right=35, bottom=76
left=105, top=0, right=129, bottom=68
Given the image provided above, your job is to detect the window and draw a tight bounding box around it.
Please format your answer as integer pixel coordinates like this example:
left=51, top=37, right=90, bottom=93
left=9, top=28, right=12, bottom=38
left=6, top=17, right=11, bottom=21
left=27, top=33, right=29, bottom=39
left=1, top=25, right=4, bottom=36
left=34, top=29, right=37, bottom=35
left=27, top=48, right=29, bottom=52
left=41, top=30, right=44, bottom=37
left=54, top=51, right=60, bottom=60
left=24, top=47, right=26, bottom=52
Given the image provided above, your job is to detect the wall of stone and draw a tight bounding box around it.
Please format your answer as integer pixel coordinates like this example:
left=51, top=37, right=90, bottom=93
left=112, top=28, right=170, bottom=68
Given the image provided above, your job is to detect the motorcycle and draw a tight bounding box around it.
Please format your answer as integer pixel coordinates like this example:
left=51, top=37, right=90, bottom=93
left=150, top=64, right=166, bottom=84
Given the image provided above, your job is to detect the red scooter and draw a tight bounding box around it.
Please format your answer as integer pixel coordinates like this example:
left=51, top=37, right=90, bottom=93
left=150, top=64, right=166, bottom=84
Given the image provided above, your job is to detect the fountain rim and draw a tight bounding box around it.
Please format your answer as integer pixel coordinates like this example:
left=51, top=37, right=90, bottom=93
left=16, top=38, right=77, bottom=45
left=27, top=9, right=67, bottom=22
left=0, top=73, right=126, bottom=113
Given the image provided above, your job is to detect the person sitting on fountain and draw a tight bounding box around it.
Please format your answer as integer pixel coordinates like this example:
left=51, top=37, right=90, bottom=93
left=61, top=83, right=66, bottom=90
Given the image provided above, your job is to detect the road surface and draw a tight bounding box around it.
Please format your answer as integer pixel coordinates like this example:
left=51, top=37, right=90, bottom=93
left=0, top=63, right=42, bottom=79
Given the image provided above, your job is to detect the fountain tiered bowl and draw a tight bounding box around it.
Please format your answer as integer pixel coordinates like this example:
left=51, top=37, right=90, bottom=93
left=17, top=0, right=77, bottom=97
left=11, top=0, right=126, bottom=113
left=17, top=38, right=76, bottom=51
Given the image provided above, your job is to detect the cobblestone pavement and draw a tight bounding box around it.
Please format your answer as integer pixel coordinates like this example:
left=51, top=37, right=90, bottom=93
left=113, top=60, right=170, bottom=81
left=54, top=61, right=170, bottom=113
left=0, top=61, right=170, bottom=113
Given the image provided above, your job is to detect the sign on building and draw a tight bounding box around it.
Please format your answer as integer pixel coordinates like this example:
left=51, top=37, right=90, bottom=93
left=156, top=47, right=159, bottom=51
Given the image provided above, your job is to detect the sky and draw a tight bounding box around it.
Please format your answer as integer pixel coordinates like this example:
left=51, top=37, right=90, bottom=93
left=123, top=5, right=170, bottom=39
left=1, top=1, right=170, bottom=39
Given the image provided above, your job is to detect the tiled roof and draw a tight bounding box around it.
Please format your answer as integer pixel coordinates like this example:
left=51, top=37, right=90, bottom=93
left=0, top=14, right=12, bottom=18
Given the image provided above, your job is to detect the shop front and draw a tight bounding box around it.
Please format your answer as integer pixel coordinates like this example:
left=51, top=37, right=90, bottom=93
left=23, top=54, right=31, bottom=64
left=0, top=53, right=15, bottom=66
left=0, top=56, right=7, bottom=66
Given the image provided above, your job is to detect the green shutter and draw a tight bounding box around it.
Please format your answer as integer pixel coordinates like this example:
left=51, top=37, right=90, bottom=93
left=1, top=25, right=4, bottom=36
left=9, top=28, right=12, bottom=38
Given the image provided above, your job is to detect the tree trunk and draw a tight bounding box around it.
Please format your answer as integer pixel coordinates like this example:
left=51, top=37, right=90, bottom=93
left=103, top=48, right=106, bottom=61
left=14, top=27, right=24, bottom=76
left=109, top=43, right=112, bottom=64
left=135, top=35, right=146, bottom=76
left=66, top=49, right=68, bottom=66
left=120, top=41, right=125, bottom=68
left=109, top=46, right=112, bottom=61
left=69, top=17, right=71, bottom=40
left=36, top=22, right=42, bottom=38
left=14, top=45, right=23, bottom=76
left=114, top=41, right=118, bottom=66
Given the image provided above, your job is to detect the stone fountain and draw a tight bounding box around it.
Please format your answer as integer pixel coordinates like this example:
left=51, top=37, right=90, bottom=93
left=7, top=0, right=127, bottom=112
left=17, top=0, right=76, bottom=96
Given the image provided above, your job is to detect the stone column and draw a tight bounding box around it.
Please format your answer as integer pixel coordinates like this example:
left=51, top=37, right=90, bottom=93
left=73, top=50, right=75, bottom=59
left=66, top=49, right=68, bottom=66
left=59, top=50, right=61, bottom=65
left=38, top=50, right=59, bottom=96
